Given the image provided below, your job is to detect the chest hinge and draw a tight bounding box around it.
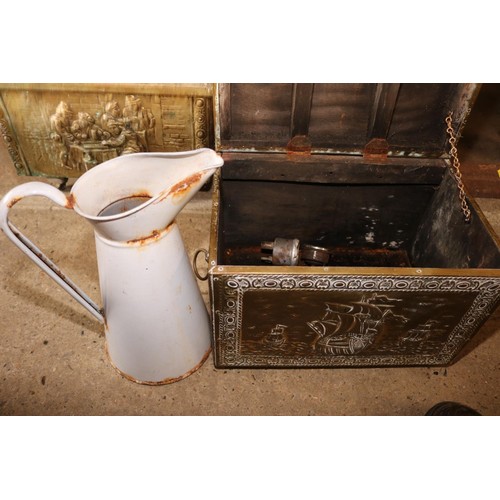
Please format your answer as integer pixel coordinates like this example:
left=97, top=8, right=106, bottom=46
left=363, top=138, right=389, bottom=161
left=287, top=135, right=312, bottom=155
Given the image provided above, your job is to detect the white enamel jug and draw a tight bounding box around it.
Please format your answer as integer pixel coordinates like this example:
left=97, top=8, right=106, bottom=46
left=0, top=149, right=223, bottom=384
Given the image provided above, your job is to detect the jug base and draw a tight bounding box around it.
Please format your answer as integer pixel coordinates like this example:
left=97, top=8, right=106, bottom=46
left=105, top=343, right=212, bottom=385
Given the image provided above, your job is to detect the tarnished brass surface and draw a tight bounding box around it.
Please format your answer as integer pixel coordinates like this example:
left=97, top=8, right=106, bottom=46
left=210, top=272, right=500, bottom=367
left=208, top=156, right=500, bottom=369
left=0, top=83, right=214, bottom=178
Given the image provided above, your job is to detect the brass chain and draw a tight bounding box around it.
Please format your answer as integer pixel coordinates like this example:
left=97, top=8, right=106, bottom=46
left=445, top=112, right=471, bottom=223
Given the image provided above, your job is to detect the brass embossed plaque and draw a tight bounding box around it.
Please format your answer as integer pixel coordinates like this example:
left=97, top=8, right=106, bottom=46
left=0, top=83, right=214, bottom=178
left=211, top=272, right=500, bottom=367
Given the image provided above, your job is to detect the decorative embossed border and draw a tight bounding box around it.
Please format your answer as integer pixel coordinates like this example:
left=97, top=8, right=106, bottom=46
left=193, top=97, right=209, bottom=149
left=0, top=96, right=29, bottom=175
left=212, top=274, right=500, bottom=367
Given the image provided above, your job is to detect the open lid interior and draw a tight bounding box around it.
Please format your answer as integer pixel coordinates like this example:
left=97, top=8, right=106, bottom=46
left=215, top=83, right=479, bottom=158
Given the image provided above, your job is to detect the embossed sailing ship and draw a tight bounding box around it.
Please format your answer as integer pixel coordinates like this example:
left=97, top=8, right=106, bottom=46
left=262, top=324, right=288, bottom=347
left=399, top=320, right=444, bottom=344
left=308, top=295, right=409, bottom=355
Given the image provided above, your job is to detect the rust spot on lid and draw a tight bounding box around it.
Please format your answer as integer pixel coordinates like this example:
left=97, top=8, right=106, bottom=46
left=363, top=138, right=389, bottom=162
left=66, top=193, right=76, bottom=209
left=287, top=135, right=312, bottom=155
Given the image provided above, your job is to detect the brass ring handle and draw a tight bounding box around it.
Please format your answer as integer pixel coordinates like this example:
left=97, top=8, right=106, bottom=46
left=193, top=248, right=209, bottom=281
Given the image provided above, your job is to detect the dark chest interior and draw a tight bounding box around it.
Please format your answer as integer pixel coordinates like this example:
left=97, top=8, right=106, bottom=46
left=214, top=83, right=500, bottom=271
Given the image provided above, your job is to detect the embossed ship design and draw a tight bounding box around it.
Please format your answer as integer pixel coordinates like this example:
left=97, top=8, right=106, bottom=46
left=262, top=324, right=288, bottom=348
left=308, top=294, right=409, bottom=355
left=399, top=319, right=446, bottom=344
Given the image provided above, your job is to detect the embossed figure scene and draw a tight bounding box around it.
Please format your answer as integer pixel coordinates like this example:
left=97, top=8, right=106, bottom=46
left=50, top=96, right=156, bottom=172
left=0, top=86, right=212, bottom=178
left=240, top=290, right=478, bottom=359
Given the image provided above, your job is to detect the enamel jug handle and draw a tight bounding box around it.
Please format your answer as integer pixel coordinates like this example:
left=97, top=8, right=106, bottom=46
left=0, top=182, right=104, bottom=323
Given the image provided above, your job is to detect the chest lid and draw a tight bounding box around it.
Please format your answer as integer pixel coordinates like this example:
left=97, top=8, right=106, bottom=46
left=215, top=83, right=478, bottom=158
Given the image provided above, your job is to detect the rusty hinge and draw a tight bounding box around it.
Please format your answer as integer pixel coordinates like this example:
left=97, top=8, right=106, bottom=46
left=287, top=135, right=311, bottom=155
left=363, top=138, right=388, bottom=162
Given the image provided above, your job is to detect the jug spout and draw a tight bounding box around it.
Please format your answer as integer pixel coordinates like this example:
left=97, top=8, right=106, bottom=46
left=70, top=148, right=224, bottom=242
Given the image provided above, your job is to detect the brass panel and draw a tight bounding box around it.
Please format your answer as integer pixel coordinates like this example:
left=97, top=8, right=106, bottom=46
left=0, top=83, right=214, bottom=178
left=211, top=272, right=500, bottom=368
